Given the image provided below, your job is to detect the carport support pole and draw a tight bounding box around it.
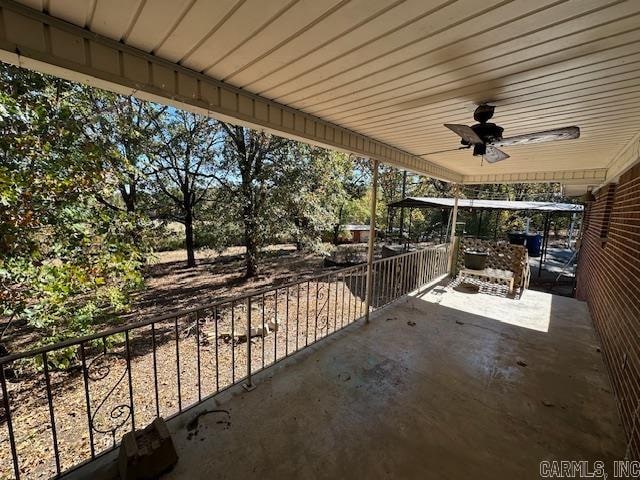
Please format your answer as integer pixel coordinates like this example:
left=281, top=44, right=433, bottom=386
left=444, top=208, right=453, bottom=245
left=365, top=159, right=379, bottom=323
left=447, top=185, right=460, bottom=274
left=567, top=213, right=576, bottom=248
left=538, top=211, right=550, bottom=279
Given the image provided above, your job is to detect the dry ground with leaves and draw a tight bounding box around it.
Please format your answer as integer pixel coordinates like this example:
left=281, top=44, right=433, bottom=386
left=1, top=244, right=377, bottom=479
left=3, top=244, right=328, bottom=353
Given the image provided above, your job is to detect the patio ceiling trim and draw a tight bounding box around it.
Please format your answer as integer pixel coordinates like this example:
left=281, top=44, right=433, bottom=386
left=462, top=168, right=608, bottom=185
left=0, top=0, right=462, bottom=182
left=605, top=131, right=640, bottom=182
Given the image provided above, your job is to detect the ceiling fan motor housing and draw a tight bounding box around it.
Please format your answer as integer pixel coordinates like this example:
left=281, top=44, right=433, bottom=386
left=459, top=122, right=505, bottom=154
left=473, top=104, right=496, bottom=123
left=470, top=122, right=504, bottom=144
left=468, top=104, right=504, bottom=155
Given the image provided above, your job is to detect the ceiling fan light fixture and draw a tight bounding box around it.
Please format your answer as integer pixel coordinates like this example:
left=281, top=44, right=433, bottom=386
left=472, top=143, right=486, bottom=156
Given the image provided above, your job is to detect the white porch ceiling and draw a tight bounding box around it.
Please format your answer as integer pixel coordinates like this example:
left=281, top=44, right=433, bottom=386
left=3, top=0, right=640, bottom=188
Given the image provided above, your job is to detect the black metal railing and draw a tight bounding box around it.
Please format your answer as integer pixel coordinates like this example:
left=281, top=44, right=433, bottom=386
left=0, top=244, right=449, bottom=479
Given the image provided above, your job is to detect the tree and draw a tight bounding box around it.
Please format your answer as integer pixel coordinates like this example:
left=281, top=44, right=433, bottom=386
left=330, top=156, right=369, bottom=244
left=82, top=92, right=165, bottom=213
left=148, top=110, right=223, bottom=267
left=216, top=124, right=288, bottom=278
left=272, top=147, right=348, bottom=251
left=0, top=64, right=146, bottom=353
left=378, top=165, right=404, bottom=226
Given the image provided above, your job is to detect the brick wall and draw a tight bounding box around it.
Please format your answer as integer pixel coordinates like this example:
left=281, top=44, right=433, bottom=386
left=576, top=163, right=640, bottom=460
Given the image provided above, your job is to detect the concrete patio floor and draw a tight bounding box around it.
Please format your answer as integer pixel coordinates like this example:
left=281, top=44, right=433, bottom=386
left=163, top=284, right=625, bottom=480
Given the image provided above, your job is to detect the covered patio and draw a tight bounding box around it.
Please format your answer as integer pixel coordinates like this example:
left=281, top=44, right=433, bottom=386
left=1, top=1, right=639, bottom=478
left=158, top=284, right=623, bottom=480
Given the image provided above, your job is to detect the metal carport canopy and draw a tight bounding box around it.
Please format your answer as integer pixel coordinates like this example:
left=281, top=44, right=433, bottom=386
left=388, top=197, right=584, bottom=212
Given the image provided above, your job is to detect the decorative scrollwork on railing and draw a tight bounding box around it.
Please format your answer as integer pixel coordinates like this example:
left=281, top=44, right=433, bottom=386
left=87, top=352, right=132, bottom=445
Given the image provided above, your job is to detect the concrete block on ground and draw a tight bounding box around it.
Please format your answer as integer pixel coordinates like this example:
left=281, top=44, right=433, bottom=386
left=119, top=418, right=178, bottom=480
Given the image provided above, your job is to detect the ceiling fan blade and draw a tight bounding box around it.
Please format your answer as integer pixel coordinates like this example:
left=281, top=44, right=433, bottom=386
left=483, top=146, right=510, bottom=163
left=493, top=126, right=580, bottom=147
left=444, top=124, right=483, bottom=145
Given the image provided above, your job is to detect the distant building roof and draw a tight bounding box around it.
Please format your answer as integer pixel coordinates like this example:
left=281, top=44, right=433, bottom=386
left=343, top=224, right=373, bottom=231
left=388, top=197, right=583, bottom=212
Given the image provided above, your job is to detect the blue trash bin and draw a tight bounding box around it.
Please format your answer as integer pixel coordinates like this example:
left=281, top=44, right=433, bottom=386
left=525, top=233, right=543, bottom=257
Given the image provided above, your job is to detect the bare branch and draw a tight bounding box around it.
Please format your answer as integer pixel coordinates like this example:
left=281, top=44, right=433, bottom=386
left=94, top=194, right=126, bottom=212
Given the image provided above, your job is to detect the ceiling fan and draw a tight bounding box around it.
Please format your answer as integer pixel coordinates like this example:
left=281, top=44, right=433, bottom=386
left=442, top=104, right=580, bottom=163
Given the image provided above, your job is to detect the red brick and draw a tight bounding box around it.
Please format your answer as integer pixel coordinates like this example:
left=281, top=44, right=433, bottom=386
left=577, top=166, right=640, bottom=460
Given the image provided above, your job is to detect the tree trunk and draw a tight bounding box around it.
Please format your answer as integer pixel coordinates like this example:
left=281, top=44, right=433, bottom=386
left=292, top=217, right=303, bottom=251
left=388, top=208, right=396, bottom=234
left=118, top=182, right=139, bottom=245
left=185, top=209, right=196, bottom=268
left=124, top=190, right=135, bottom=213
left=242, top=189, right=259, bottom=278
left=332, top=205, right=344, bottom=245
left=398, top=170, right=407, bottom=238
left=244, top=215, right=259, bottom=278
left=119, top=180, right=136, bottom=213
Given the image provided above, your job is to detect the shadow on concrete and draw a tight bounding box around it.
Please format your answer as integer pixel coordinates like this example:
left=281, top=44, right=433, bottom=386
left=156, top=285, right=625, bottom=480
